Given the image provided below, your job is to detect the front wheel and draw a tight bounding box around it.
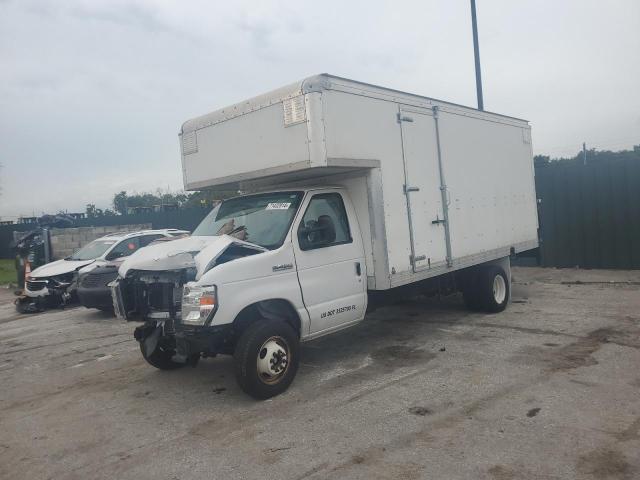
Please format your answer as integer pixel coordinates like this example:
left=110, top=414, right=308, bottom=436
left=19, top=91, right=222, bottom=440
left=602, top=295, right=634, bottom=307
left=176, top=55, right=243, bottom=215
left=140, top=335, right=186, bottom=370
left=234, top=319, right=300, bottom=400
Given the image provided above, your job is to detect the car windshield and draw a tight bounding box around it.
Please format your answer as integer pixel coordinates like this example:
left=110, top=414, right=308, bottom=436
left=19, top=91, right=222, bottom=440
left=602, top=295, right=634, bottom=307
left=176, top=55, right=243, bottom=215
left=68, top=240, right=117, bottom=261
left=192, top=191, right=303, bottom=249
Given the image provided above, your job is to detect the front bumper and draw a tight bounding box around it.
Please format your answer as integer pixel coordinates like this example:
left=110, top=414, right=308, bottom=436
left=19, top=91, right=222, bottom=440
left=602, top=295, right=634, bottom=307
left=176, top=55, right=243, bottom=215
left=24, top=286, right=49, bottom=298
left=78, top=285, right=113, bottom=309
left=174, top=324, right=235, bottom=357
left=78, top=268, right=118, bottom=309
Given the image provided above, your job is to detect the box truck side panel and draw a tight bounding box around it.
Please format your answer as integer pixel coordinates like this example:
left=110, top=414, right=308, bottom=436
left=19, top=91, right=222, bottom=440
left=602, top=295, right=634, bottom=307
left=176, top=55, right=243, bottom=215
left=181, top=102, right=310, bottom=190
left=438, top=112, right=538, bottom=259
left=321, top=90, right=413, bottom=278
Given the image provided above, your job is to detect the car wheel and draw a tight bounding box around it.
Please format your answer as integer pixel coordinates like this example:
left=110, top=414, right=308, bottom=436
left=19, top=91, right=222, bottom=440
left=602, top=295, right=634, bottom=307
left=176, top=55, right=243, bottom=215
left=234, top=319, right=299, bottom=400
left=140, top=340, right=186, bottom=370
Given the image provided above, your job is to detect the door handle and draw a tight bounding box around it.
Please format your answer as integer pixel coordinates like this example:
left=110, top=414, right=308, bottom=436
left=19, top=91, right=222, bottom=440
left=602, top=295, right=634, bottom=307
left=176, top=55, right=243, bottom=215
left=355, top=262, right=361, bottom=276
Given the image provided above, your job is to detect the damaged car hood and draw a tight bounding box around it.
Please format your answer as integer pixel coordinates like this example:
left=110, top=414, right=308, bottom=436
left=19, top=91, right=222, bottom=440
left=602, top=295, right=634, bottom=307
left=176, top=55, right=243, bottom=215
left=118, top=235, right=266, bottom=277
left=30, top=258, right=94, bottom=279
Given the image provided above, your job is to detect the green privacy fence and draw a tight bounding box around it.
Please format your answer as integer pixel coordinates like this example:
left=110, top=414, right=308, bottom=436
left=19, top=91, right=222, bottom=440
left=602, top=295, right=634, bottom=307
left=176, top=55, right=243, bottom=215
left=0, top=207, right=210, bottom=259
left=536, top=157, right=640, bottom=269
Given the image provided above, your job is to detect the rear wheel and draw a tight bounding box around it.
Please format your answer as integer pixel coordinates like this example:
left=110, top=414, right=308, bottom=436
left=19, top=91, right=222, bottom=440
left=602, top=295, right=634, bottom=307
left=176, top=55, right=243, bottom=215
left=462, top=265, right=509, bottom=313
left=234, top=319, right=299, bottom=400
left=478, top=265, right=510, bottom=313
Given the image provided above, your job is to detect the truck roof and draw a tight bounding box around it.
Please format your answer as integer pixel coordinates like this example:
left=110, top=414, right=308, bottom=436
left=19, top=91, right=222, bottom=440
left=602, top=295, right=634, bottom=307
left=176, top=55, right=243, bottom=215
left=181, top=73, right=528, bottom=135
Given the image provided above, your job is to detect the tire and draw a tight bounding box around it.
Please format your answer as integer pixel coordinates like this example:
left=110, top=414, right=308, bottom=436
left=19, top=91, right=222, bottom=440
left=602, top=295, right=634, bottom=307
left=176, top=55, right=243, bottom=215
left=476, top=265, right=510, bottom=313
left=234, top=319, right=300, bottom=400
left=140, top=341, right=186, bottom=370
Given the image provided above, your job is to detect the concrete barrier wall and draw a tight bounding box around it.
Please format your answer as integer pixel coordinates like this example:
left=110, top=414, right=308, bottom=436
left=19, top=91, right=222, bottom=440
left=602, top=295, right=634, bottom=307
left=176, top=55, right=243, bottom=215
left=49, top=224, right=151, bottom=260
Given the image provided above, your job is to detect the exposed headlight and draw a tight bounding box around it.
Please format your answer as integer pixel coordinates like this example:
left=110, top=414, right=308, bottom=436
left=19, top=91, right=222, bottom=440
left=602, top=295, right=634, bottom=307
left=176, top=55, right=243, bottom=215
left=181, top=283, right=217, bottom=325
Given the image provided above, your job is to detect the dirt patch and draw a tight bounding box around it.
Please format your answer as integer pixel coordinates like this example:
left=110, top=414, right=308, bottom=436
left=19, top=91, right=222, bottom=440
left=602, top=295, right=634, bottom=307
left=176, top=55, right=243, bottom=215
left=473, top=322, right=578, bottom=339
left=577, top=448, right=634, bottom=479
left=488, top=464, right=516, bottom=480
left=612, top=417, right=640, bottom=442
left=526, top=407, right=541, bottom=418
left=548, top=328, right=617, bottom=371
left=510, top=327, right=626, bottom=372
left=408, top=406, right=433, bottom=416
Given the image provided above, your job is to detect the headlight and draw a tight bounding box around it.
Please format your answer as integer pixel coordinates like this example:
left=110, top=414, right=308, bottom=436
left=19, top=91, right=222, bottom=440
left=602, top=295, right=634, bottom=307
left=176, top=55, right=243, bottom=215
left=181, top=283, right=217, bottom=325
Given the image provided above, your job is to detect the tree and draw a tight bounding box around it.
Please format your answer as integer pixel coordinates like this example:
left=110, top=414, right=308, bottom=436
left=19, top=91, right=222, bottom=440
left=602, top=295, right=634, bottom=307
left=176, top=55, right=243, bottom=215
left=534, top=155, right=550, bottom=167
left=86, top=204, right=104, bottom=218
left=111, top=188, right=238, bottom=214
left=113, top=191, right=128, bottom=215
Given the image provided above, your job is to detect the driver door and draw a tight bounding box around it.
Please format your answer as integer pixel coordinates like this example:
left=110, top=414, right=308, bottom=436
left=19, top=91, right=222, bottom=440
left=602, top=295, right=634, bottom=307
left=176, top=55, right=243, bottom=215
left=293, top=190, right=367, bottom=335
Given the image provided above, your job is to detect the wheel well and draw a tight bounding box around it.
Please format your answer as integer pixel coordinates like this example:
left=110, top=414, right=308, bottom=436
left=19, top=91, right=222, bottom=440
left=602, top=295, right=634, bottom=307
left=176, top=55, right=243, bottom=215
left=232, top=299, right=302, bottom=339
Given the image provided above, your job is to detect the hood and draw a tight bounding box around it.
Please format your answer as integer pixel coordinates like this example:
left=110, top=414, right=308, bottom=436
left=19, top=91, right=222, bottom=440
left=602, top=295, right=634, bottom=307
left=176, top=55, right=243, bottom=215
left=78, top=258, right=122, bottom=275
left=30, top=258, right=94, bottom=279
left=118, top=235, right=265, bottom=277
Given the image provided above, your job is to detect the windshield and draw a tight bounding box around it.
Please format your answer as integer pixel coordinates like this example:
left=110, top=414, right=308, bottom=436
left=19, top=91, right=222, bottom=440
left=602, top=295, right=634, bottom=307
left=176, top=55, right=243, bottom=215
left=69, top=240, right=117, bottom=261
left=192, top=191, right=303, bottom=249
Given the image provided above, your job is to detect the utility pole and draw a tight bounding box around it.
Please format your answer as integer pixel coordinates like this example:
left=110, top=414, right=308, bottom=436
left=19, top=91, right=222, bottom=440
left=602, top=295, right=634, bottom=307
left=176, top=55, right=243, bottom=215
left=583, top=142, right=587, bottom=165
left=470, top=0, right=484, bottom=110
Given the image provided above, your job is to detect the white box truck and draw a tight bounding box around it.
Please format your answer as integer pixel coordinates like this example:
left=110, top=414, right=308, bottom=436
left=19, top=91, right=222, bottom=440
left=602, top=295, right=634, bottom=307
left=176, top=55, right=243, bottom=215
left=113, top=74, right=538, bottom=399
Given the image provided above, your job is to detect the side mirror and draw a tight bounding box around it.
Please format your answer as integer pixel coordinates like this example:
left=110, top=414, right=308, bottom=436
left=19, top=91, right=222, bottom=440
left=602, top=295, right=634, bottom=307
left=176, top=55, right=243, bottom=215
left=297, top=227, right=313, bottom=250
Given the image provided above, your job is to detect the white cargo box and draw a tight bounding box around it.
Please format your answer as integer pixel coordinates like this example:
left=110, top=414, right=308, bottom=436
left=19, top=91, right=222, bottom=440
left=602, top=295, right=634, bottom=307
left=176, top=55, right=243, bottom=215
left=180, top=74, right=538, bottom=290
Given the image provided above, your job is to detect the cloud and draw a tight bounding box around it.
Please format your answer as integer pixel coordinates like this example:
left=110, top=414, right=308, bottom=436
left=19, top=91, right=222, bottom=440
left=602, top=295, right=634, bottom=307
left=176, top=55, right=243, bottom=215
left=1, top=0, right=639, bottom=218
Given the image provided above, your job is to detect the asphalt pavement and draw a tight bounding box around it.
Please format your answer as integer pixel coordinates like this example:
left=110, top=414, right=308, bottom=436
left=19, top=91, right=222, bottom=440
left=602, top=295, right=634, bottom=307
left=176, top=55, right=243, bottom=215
left=1, top=267, right=639, bottom=480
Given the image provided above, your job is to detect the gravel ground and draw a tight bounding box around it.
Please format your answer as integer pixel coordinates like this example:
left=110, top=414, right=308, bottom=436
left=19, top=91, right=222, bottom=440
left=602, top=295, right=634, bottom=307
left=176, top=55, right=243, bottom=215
left=1, top=267, right=639, bottom=480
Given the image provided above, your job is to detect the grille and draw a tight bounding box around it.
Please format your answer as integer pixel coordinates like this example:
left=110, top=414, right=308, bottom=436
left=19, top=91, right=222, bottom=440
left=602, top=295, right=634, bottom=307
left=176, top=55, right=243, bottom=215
left=26, top=280, right=47, bottom=291
left=81, top=271, right=118, bottom=288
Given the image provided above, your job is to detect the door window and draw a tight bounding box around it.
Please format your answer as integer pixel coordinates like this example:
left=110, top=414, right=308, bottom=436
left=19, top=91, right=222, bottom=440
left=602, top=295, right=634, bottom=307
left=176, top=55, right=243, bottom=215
left=106, top=238, right=140, bottom=260
left=138, top=234, right=164, bottom=247
left=298, top=193, right=352, bottom=251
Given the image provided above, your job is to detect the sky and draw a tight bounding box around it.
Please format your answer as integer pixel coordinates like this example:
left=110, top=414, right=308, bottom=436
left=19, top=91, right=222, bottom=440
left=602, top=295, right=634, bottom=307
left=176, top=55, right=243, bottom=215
left=1, top=0, right=639, bottom=219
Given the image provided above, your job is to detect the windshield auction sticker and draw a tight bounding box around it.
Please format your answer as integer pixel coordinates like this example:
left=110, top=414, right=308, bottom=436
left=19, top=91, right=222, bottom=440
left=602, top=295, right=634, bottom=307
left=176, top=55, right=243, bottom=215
left=266, top=202, right=292, bottom=210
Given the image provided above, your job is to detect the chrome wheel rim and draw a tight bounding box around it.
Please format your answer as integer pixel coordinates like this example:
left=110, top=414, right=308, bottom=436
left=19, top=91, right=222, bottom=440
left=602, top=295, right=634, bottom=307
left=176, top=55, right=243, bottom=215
left=256, top=336, right=290, bottom=384
left=493, top=275, right=507, bottom=304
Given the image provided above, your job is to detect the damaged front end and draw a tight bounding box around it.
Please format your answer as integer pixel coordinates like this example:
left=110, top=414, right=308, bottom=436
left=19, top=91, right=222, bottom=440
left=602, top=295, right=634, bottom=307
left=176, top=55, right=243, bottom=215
left=19, top=271, right=78, bottom=313
left=113, top=268, right=194, bottom=362
left=113, top=235, right=265, bottom=364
